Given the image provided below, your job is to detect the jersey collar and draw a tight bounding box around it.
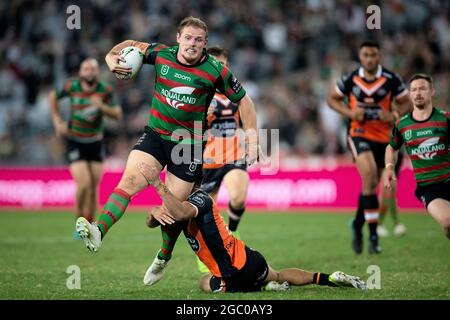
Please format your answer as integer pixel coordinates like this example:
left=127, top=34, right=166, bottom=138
left=411, top=107, right=435, bottom=123
left=358, top=64, right=382, bottom=79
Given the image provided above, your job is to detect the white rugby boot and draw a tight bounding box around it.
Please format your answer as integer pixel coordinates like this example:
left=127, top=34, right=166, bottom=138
left=75, top=217, right=102, bottom=252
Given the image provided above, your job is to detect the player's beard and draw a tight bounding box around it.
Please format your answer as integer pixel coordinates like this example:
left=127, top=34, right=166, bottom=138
left=81, top=76, right=97, bottom=86
left=413, top=97, right=428, bottom=110
left=414, top=101, right=426, bottom=110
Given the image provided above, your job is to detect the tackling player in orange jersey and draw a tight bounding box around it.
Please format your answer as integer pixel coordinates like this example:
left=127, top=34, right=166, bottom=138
left=327, top=41, right=411, bottom=254
left=196, top=46, right=249, bottom=272
left=138, top=162, right=367, bottom=293
left=201, top=47, right=249, bottom=235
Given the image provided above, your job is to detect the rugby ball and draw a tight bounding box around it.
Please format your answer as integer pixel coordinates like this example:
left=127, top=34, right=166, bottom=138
left=116, top=46, right=143, bottom=80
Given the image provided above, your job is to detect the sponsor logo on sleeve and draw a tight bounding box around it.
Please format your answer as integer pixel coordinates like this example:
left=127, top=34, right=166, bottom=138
left=228, top=76, right=242, bottom=94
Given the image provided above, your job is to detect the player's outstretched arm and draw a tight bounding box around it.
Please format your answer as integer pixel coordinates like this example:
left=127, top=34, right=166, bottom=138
left=384, top=145, right=398, bottom=190
left=137, top=162, right=196, bottom=221
left=326, top=87, right=364, bottom=121
left=48, top=90, right=68, bottom=137
left=239, top=94, right=257, bottom=132
left=239, top=94, right=259, bottom=165
left=90, top=95, right=123, bottom=120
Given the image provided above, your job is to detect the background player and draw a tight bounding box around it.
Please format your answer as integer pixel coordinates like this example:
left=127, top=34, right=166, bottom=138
left=138, top=161, right=367, bottom=293
left=49, top=58, right=122, bottom=231
left=327, top=40, right=411, bottom=254
left=385, top=74, right=450, bottom=239
left=197, top=46, right=250, bottom=272
left=201, top=47, right=249, bottom=235
left=378, top=150, right=407, bottom=237
left=75, top=17, right=258, bottom=286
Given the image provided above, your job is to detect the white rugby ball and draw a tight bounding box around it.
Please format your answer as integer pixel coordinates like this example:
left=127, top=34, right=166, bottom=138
left=116, top=46, right=143, bottom=80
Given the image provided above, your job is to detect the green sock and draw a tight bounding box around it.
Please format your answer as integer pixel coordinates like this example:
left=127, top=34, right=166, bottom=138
left=380, top=197, right=394, bottom=224
left=157, top=223, right=183, bottom=261
left=389, top=198, right=399, bottom=224
left=97, top=188, right=130, bottom=238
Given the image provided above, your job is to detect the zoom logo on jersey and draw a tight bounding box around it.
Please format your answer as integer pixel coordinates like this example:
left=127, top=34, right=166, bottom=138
left=161, top=86, right=197, bottom=109
left=174, top=73, right=192, bottom=82
left=411, top=137, right=445, bottom=160
left=416, top=129, right=433, bottom=137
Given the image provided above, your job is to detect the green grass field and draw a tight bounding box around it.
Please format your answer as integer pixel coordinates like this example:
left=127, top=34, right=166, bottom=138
left=0, top=210, right=448, bottom=300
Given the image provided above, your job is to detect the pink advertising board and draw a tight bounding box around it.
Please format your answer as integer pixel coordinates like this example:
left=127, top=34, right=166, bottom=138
left=0, top=167, right=423, bottom=210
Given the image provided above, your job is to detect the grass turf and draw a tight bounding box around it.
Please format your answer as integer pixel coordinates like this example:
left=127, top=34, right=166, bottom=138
left=0, top=210, right=448, bottom=300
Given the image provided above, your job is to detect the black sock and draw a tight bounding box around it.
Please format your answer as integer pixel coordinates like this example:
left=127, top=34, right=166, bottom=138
left=361, top=194, right=379, bottom=240
left=228, top=203, right=245, bottom=232
left=353, top=194, right=365, bottom=234
left=313, top=273, right=337, bottom=287
left=369, top=223, right=378, bottom=241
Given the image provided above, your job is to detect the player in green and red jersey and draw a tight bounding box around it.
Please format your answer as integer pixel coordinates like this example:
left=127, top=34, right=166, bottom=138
left=385, top=74, right=450, bottom=239
left=49, top=58, right=122, bottom=228
left=75, top=17, right=258, bottom=286
left=138, top=161, right=367, bottom=293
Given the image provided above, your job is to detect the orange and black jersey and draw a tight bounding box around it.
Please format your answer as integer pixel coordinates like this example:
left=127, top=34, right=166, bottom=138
left=184, top=190, right=247, bottom=279
left=203, top=92, right=245, bottom=169
left=336, top=65, right=407, bottom=143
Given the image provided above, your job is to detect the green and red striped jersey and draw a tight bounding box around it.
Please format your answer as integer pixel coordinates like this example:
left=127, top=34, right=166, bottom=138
left=389, top=108, right=450, bottom=186
left=143, top=43, right=246, bottom=144
left=56, top=79, right=115, bottom=143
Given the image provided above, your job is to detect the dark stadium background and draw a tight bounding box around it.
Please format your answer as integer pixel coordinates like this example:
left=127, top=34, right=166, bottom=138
left=0, top=0, right=448, bottom=166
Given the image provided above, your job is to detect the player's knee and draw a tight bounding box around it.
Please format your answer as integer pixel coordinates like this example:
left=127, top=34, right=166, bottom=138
left=118, top=173, right=146, bottom=195
left=86, top=185, right=96, bottom=198
left=229, top=195, right=246, bottom=209
left=77, top=178, right=92, bottom=192
left=91, top=177, right=101, bottom=189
